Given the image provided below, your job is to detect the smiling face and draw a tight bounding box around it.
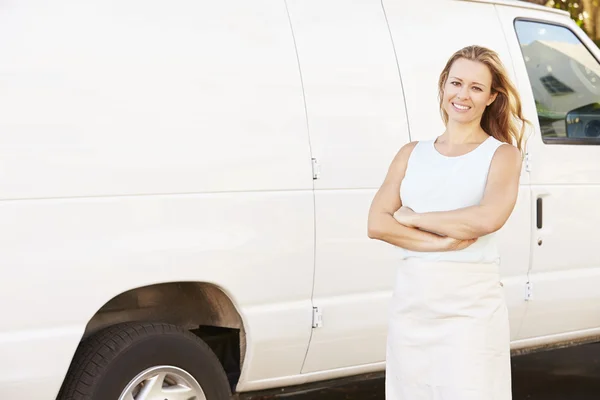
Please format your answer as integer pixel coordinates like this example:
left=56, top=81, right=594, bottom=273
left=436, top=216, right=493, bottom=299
left=442, top=58, right=497, bottom=125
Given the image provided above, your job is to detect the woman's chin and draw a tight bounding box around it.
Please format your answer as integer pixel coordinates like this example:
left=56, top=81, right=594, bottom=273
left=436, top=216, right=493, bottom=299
left=447, top=113, right=479, bottom=125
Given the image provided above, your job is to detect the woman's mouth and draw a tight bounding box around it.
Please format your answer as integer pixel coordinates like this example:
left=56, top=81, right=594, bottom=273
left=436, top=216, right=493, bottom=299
left=452, top=103, right=471, bottom=112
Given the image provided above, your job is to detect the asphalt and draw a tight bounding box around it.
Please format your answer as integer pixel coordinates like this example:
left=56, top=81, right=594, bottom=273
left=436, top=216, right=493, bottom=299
left=249, top=342, right=600, bottom=399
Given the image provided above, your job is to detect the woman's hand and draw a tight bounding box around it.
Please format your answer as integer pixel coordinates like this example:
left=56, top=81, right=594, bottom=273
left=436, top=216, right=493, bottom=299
left=393, top=206, right=417, bottom=228
left=393, top=206, right=477, bottom=251
left=439, top=236, right=478, bottom=251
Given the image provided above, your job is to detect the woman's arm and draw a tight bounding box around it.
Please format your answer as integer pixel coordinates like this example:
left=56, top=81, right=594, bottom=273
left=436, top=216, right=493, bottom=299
left=368, top=143, right=477, bottom=252
left=394, top=144, right=522, bottom=240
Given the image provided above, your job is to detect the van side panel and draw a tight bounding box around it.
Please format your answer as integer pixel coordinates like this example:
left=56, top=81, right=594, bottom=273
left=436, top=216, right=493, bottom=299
left=0, top=1, right=313, bottom=199
left=0, top=1, right=314, bottom=398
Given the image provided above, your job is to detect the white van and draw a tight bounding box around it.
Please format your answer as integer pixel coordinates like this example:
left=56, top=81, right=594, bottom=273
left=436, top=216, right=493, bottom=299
left=2, top=0, right=599, bottom=399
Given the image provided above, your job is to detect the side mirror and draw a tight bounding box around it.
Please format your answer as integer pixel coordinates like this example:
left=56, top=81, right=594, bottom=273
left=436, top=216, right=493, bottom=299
left=566, top=103, right=600, bottom=138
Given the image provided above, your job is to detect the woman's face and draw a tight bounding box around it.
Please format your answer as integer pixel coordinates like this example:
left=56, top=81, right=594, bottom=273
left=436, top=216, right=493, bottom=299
left=442, top=58, right=497, bottom=124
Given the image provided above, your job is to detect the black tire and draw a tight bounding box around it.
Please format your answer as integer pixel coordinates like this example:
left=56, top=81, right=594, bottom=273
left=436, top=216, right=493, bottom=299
left=57, top=322, right=232, bottom=400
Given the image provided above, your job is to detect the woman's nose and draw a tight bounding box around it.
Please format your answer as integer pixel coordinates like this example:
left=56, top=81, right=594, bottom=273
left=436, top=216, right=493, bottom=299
left=457, top=88, right=469, bottom=100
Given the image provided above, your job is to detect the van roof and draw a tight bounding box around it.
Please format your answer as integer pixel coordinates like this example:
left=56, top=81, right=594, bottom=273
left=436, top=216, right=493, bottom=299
left=458, top=0, right=570, bottom=16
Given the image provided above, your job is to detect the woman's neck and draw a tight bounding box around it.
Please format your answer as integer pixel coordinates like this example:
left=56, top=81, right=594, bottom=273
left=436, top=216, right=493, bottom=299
left=443, top=119, right=488, bottom=144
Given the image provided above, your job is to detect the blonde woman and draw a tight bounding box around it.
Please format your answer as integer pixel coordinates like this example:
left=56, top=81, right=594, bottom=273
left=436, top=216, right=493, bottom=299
left=368, top=45, right=529, bottom=399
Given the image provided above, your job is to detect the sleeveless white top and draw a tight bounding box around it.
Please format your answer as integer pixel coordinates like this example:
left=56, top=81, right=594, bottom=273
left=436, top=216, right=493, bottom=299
left=398, top=135, right=506, bottom=264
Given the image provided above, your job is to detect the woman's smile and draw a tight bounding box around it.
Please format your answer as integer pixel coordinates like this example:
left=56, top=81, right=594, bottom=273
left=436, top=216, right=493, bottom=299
left=451, top=102, right=471, bottom=112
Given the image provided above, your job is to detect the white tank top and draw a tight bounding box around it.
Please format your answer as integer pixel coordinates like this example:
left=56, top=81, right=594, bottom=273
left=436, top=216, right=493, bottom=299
left=398, top=135, right=505, bottom=264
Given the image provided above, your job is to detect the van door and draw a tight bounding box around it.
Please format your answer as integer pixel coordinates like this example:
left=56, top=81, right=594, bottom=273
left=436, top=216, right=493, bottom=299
left=383, top=0, right=532, bottom=342
left=285, top=0, right=410, bottom=373
left=497, top=6, right=600, bottom=341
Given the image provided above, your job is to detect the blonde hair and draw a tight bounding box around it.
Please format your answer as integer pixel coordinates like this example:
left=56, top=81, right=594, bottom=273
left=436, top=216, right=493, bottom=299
left=437, top=45, right=530, bottom=154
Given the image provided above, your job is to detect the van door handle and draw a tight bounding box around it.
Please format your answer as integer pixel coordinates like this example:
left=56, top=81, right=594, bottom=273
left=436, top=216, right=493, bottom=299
left=536, top=197, right=543, bottom=229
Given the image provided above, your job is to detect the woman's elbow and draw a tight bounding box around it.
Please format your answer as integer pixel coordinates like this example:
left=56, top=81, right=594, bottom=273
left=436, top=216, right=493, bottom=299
left=367, top=214, right=386, bottom=239
left=478, top=217, right=505, bottom=236
left=367, top=222, right=381, bottom=239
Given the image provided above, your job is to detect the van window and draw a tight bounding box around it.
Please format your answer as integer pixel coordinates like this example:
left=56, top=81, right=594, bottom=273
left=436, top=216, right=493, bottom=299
left=515, top=20, right=600, bottom=144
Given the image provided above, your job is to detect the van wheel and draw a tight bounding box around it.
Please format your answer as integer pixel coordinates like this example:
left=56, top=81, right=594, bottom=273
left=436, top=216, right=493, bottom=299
left=57, top=322, right=232, bottom=400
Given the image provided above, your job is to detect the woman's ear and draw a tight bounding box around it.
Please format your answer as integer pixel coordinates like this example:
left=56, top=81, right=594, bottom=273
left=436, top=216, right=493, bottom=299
left=487, top=92, right=498, bottom=106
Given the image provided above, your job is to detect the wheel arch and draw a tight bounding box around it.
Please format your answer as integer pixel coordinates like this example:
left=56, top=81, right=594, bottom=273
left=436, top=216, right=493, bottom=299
left=71, top=282, right=247, bottom=390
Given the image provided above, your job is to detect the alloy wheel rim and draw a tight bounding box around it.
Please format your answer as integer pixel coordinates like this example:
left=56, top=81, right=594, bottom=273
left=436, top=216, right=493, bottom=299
left=118, top=365, right=206, bottom=400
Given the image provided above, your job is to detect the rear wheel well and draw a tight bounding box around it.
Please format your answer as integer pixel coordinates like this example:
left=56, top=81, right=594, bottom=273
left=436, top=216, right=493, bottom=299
left=81, top=282, right=245, bottom=390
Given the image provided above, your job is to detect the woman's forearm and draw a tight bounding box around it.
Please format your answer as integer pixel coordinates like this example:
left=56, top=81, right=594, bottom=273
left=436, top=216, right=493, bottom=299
left=368, top=213, right=451, bottom=252
left=410, top=206, right=495, bottom=240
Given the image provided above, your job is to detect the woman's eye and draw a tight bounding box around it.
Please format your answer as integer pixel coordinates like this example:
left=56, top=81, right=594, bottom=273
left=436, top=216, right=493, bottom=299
left=451, top=81, right=460, bottom=86
left=473, top=87, right=483, bottom=92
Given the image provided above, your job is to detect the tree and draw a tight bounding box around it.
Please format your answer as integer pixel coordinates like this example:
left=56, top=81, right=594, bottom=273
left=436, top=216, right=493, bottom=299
left=547, top=0, right=586, bottom=29
left=582, top=0, right=600, bottom=40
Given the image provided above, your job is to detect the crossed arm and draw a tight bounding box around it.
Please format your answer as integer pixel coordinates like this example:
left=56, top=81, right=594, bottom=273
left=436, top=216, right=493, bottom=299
left=367, top=142, right=475, bottom=252
left=368, top=142, right=522, bottom=250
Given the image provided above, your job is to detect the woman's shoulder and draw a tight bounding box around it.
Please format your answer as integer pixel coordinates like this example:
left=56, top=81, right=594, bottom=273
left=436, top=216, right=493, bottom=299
left=388, top=140, right=426, bottom=172
left=399, top=139, right=435, bottom=154
left=395, top=140, right=420, bottom=159
left=485, top=133, right=519, bottom=152
left=490, top=141, right=522, bottom=169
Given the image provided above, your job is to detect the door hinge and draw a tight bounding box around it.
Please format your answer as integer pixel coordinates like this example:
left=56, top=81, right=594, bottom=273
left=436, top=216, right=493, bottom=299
left=525, top=152, right=531, bottom=172
left=311, top=158, right=320, bottom=180
left=525, top=281, right=533, bottom=301
left=312, top=306, right=323, bottom=328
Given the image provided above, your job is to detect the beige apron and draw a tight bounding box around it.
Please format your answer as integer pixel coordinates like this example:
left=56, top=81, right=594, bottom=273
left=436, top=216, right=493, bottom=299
left=386, top=259, right=512, bottom=399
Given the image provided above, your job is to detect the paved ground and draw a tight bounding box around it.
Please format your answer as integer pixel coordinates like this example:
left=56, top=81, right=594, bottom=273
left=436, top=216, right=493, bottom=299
left=251, top=342, right=600, bottom=399
left=511, top=342, right=600, bottom=399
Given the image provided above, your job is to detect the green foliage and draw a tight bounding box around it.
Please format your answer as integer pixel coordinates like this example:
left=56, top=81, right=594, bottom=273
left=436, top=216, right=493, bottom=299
left=549, top=0, right=586, bottom=27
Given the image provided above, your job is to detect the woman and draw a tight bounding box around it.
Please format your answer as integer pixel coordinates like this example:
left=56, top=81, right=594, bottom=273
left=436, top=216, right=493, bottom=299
left=367, top=45, right=529, bottom=399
